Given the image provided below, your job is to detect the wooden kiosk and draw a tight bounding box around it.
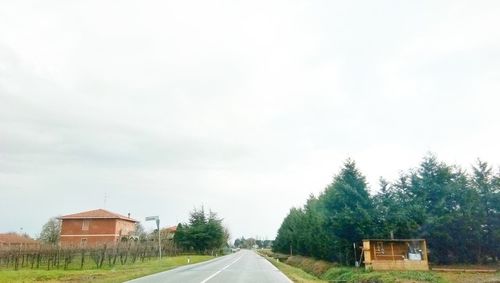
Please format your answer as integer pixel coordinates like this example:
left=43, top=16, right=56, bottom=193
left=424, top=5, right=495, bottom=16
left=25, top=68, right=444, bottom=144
left=362, top=239, right=429, bottom=271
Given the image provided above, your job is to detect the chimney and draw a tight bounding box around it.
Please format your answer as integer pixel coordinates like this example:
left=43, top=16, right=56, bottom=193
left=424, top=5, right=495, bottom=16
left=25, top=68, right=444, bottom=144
left=128, top=213, right=131, bottom=218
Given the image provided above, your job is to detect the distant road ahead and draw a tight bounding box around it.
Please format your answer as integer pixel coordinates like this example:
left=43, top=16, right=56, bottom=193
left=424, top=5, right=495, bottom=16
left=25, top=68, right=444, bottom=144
left=126, top=249, right=292, bottom=283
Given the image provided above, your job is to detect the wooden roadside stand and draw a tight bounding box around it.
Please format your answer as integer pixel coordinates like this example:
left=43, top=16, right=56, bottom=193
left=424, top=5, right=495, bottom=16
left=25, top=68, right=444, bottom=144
left=362, top=239, right=429, bottom=271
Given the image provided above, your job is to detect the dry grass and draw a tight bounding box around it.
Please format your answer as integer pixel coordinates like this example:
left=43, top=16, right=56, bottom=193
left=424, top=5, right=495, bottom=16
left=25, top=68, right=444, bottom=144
left=436, top=271, right=499, bottom=283
left=259, top=251, right=500, bottom=283
left=286, top=256, right=335, bottom=277
left=261, top=254, right=327, bottom=283
left=431, top=264, right=499, bottom=283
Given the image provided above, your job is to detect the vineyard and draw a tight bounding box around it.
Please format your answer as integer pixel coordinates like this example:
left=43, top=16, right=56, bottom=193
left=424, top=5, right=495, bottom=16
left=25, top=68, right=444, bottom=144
left=0, top=241, right=179, bottom=271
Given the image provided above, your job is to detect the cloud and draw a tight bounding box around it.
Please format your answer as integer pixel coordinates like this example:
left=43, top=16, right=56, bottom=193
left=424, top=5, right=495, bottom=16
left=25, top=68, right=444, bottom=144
left=0, top=1, right=499, bottom=239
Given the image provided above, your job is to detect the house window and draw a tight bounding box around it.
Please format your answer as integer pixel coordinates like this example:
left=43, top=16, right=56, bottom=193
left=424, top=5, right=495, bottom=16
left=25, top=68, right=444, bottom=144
left=376, top=242, right=384, bottom=255
left=82, top=220, right=90, bottom=231
left=81, top=238, right=87, bottom=246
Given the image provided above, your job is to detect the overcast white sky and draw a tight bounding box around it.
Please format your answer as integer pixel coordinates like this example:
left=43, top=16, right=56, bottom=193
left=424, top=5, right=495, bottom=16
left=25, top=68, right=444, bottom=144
left=1, top=1, right=499, bottom=240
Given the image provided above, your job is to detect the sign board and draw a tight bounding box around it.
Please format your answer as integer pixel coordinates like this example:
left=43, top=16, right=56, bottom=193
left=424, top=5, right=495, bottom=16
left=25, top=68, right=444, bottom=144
left=145, top=216, right=159, bottom=221
left=145, top=215, right=162, bottom=260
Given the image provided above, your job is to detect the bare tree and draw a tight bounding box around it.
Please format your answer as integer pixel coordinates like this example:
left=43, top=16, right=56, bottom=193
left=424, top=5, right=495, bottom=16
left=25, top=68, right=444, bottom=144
left=38, top=217, right=61, bottom=245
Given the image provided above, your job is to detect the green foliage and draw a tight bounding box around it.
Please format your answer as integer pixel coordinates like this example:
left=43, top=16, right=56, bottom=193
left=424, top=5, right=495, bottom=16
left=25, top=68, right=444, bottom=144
left=173, top=207, right=226, bottom=253
left=321, top=159, right=374, bottom=263
left=274, top=155, right=500, bottom=265
left=471, top=160, right=500, bottom=262
left=274, top=159, right=374, bottom=263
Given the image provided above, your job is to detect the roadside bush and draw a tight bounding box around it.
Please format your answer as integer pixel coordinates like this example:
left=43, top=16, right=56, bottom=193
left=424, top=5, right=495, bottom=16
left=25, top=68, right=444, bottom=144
left=268, top=252, right=289, bottom=261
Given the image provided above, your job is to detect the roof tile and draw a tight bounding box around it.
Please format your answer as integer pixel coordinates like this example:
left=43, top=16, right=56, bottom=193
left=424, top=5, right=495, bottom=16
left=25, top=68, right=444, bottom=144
left=60, top=209, right=137, bottom=222
left=0, top=233, right=39, bottom=245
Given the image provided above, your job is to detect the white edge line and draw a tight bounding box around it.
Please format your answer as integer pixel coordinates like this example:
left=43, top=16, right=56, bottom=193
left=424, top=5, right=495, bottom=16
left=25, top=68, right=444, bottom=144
left=199, top=255, right=243, bottom=283
left=124, top=255, right=231, bottom=282
left=257, top=252, right=294, bottom=283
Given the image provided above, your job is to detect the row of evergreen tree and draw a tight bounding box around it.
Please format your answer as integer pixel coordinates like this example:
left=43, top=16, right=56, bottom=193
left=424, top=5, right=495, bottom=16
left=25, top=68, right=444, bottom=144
left=273, top=155, right=499, bottom=264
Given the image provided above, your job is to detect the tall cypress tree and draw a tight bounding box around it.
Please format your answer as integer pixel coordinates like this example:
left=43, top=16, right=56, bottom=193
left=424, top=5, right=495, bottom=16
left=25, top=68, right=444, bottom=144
left=273, top=207, right=305, bottom=255
left=318, top=159, right=374, bottom=264
left=471, top=160, right=500, bottom=262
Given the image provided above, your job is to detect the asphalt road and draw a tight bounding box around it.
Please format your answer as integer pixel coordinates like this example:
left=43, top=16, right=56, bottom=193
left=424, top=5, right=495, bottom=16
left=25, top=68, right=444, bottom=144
left=126, top=249, right=292, bottom=283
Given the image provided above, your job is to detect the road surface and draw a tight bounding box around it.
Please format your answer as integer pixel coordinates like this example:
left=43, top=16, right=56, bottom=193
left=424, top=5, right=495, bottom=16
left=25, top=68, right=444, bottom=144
left=126, top=249, right=292, bottom=283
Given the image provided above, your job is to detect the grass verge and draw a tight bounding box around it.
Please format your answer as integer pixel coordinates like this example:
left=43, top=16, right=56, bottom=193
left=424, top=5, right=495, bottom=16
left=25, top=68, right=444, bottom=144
left=263, top=254, right=327, bottom=283
left=0, top=255, right=213, bottom=283
left=436, top=271, right=499, bottom=283
left=259, top=251, right=452, bottom=283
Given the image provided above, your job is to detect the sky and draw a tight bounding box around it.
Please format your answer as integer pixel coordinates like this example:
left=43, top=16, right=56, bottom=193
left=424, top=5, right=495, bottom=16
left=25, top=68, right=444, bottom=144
left=1, top=1, right=499, bottom=240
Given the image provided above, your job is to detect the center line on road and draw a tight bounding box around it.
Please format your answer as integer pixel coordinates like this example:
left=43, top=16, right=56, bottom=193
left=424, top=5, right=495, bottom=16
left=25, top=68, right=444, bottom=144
left=199, top=256, right=243, bottom=283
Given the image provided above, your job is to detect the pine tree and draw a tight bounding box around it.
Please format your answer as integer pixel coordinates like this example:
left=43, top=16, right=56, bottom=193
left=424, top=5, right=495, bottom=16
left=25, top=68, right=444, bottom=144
left=318, top=159, right=374, bottom=263
left=471, top=160, right=500, bottom=262
left=173, top=207, right=226, bottom=253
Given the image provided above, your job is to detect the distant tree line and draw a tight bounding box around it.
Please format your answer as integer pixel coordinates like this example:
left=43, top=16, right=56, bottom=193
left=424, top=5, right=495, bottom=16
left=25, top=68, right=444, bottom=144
left=273, top=155, right=499, bottom=265
left=174, top=207, right=229, bottom=255
left=233, top=237, right=273, bottom=249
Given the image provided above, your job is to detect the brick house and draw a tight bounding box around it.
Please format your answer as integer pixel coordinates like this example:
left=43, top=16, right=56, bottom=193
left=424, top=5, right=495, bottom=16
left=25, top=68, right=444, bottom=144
left=59, top=209, right=138, bottom=246
left=161, top=225, right=177, bottom=240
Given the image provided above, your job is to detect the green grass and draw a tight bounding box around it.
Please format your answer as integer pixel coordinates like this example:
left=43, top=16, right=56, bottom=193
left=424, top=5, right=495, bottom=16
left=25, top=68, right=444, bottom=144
left=0, top=255, right=213, bottom=282
left=321, top=268, right=446, bottom=283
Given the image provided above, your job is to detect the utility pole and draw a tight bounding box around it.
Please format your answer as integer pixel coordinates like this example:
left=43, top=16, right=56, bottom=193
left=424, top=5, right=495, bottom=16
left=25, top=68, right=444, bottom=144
left=146, top=216, right=161, bottom=260
left=353, top=243, right=358, bottom=267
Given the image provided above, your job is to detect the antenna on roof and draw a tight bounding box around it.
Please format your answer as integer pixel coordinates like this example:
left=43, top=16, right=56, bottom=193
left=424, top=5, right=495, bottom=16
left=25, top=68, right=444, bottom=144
left=104, top=193, right=108, bottom=208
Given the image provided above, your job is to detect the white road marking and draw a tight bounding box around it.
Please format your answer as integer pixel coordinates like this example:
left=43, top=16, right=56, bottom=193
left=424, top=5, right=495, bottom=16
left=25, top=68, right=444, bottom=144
left=199, top=255, right=243, bottom=283
left=257, top=252, right=294, bottom=283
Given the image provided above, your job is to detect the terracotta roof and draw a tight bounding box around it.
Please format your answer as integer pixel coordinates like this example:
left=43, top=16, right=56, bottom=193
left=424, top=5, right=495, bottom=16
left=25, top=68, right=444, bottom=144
left=163, top=226, right=177, bottom=233
left=0, top=233, right=39, bottom=245
left=59, top=209, right=138, bottom=222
